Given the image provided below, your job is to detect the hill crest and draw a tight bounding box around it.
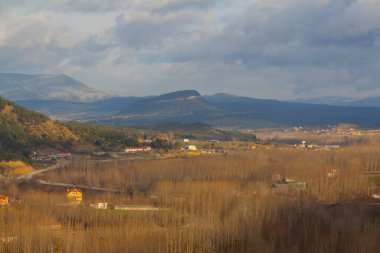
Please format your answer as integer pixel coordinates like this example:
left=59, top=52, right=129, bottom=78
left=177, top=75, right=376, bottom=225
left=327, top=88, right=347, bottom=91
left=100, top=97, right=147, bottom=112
left=119, top=90, right=219, bottom=116
left=0, top=73, right=109, bottom=102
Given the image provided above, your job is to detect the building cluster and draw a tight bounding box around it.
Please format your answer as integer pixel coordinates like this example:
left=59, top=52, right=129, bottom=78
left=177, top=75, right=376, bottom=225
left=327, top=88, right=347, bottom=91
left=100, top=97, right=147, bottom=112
left=291, top=125, right=380, bottom=137
left=125, top=147, right=152, bottom=153
left=297, top=141, right=340, bottom=150
left=176, top=139, right=228, bottom=157
left=32, top=152, right=72, bottom=162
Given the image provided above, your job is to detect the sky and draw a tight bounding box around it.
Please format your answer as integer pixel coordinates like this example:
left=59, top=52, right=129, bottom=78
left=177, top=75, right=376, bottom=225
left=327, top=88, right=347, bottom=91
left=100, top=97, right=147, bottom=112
left=1, top=0, right=380, bottom=99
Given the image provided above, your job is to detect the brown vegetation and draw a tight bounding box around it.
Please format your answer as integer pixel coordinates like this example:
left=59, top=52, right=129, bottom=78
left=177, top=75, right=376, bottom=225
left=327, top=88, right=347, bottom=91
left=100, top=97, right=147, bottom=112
left=1, top=143, right=379, bottom=252
left=25, top=120, right=79, bottom=143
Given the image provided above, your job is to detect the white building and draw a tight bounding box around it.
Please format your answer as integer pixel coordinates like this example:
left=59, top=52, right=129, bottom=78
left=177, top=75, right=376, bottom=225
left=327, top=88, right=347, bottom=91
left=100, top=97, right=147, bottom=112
left=125, top=147, right=152, bottom=153
left=185, top=145, right=197, bottom=151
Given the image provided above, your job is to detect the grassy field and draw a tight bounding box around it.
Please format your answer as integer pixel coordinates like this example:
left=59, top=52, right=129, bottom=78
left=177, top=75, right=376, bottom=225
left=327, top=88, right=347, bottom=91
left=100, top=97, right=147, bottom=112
left=0, top=161, right=35, bottom=176
left=0, top=141, right=379, bottom=252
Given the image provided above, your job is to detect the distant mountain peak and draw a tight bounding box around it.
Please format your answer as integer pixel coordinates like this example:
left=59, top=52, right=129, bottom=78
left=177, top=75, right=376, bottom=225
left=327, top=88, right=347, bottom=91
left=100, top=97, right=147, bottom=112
left=290, top=96, right=380, bottom=107
left=117, top=90, right=220, bottom=122
left=211, top=93, right=238, bottom=98
left=0, top=73, right=109, bottom=102
left=155, top=90, right=201, bottom=101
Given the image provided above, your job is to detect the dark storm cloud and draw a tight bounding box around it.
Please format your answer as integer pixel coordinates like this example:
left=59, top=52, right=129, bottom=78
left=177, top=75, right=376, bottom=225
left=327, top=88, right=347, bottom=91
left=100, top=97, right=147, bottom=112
left=130, top=0, right=380, bottom=97
left=0, top=0, right=227, bottom=13
left=157, top=0, right=380, bottom=65
left=113, top=9, right=208, bottom=48
left=1, top=0, right=380, bottom=98
left=151, top=0, right=230, bottom=13
left=0, top=0, right=127, bottom=12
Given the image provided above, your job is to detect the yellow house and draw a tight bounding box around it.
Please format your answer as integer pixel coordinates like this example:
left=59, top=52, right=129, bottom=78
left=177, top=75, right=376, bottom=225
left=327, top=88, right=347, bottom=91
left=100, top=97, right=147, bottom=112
left=66, top=188, right=83, bottom=203
left=0, top=195, right=9, bottom=207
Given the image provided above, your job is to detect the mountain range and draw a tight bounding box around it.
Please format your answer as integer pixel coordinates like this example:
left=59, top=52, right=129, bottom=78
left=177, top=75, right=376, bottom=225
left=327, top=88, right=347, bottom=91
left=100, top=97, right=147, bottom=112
left=2, top=72, right=380, bottom=128
left=291, top=96, right=380, bottom=107
left=0, top=73, right=108, bottom=102
left=0, top=95, right=250, bottom=161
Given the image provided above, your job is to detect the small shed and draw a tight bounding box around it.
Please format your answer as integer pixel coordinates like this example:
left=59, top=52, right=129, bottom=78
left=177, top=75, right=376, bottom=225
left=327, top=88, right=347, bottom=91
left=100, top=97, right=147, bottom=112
left=185, top=145, right=197, bottom=151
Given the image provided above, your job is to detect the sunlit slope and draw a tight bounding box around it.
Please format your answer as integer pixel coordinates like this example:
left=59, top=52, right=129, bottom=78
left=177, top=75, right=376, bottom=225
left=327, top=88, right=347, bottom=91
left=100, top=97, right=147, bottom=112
left=0, top=96, right=78, bottom=160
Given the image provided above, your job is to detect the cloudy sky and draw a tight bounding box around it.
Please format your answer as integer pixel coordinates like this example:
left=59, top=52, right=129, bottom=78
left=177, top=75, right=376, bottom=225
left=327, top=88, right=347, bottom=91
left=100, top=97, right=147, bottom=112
left=1, top=0, right=380, bottom=99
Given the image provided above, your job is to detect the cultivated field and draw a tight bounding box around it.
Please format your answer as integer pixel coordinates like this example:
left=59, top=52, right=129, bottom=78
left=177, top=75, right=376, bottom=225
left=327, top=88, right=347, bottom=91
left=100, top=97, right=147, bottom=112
left=1, top=141, right=379, bottom=253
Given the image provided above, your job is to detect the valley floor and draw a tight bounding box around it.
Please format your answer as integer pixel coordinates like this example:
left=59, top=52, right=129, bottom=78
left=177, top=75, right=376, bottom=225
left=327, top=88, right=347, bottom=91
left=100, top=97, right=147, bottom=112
left=0, top=135, right=379, bottom=253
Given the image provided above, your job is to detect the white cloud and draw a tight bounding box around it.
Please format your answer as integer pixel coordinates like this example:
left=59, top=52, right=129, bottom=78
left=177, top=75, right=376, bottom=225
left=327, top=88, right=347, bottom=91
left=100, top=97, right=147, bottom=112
left=3, top=13, right=73, bottom=48
left=0, top=23, right=6, bottom=46
left=113, top=7, right=216, bottom=48
left=1, top=0, right=380, bottom=99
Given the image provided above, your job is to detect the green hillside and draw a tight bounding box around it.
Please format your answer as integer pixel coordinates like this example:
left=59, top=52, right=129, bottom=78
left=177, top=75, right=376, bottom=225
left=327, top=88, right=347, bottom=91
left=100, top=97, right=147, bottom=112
left=0, top=96, right=158, bottom=160
left=0, top=97, right=79, bottom=160
left=64, top=122, right=141, bottom=151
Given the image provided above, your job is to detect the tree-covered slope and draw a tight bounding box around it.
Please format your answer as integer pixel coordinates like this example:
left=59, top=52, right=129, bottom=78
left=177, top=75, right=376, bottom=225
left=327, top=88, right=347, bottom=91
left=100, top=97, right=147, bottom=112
left=0, top=96, right=78, bottom=160
left=64, top=121, right=140, bottom=151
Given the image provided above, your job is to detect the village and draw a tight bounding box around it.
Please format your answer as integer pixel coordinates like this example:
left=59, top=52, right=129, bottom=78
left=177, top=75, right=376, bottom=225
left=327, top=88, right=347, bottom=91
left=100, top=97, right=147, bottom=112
left=1, top=130, right=379, bottom=203
left=0, top=127, right=380, bottom=251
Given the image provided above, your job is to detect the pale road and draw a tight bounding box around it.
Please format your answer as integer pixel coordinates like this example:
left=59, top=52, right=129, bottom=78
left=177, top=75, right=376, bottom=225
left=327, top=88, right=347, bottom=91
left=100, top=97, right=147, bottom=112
left=14, top=157, right=171, bottom=193
left=16, top=159, right=122, bottom=193
left=35, top=179, right=122, bottom=193
left=16, top=159, right=70, bottom=181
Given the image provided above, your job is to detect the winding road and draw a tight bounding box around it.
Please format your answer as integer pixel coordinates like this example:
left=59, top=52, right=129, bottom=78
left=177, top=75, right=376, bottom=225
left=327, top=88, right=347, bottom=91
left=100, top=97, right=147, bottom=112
left=17, top=159, right=122, bottom=193
left=16, top=159, right=70, bottom=181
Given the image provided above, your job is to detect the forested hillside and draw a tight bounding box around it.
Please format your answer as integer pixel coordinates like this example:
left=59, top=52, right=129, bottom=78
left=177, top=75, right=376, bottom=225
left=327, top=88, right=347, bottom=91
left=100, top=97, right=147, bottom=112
left=0, top=96, right=154, bottom=160
left=0, top=97, right=78, bottom=160
left=64, top=122, right=140, bottom=151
